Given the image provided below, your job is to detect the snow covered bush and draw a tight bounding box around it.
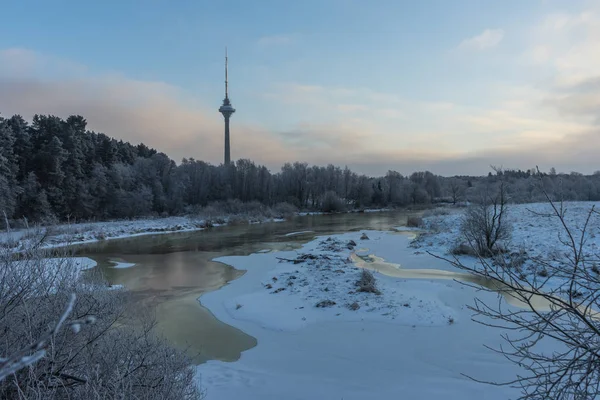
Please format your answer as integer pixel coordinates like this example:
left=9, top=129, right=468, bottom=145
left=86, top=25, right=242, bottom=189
left=272, top=202, right=298, bottom=218
left=320, top=191, right=346, bottom=213
left=188, top=200, right=296, bottom=223
left=0, top=233, right=202, bottom=399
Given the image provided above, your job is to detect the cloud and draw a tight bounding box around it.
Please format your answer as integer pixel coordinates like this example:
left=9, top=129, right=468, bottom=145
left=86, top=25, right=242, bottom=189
left=2, top=34, right=600, bottom=177
left=458, top=29, right=504, bottom=51
left=336, top=104, right=369, bottom=113
left=0, top=49, right=296, bottom=167
left=257, top=34, right=298, bottom=47
left=544, top=77, right=600, bottom=122
left=263, top=75, right=600, bottom=158
left=525, top=7, right=600, bottom=124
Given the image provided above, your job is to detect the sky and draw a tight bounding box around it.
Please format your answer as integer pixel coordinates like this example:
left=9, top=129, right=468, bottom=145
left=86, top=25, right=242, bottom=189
left=1, top=0, right=599, bottom=176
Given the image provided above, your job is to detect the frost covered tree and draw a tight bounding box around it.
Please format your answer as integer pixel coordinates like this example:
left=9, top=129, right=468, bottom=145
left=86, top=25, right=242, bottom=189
left=2, top=112, right=600, bottom=225
left=0, top=235, right=202, bottom=398
left=0, top=118, right=18, bottom=218
left=448, top=177, right=466, bottom=205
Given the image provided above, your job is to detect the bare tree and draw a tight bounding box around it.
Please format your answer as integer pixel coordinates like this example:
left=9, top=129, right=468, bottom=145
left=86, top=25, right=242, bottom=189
left=460, top=178, right=511, bottom=257
left=433, top=174, right=600, bottom=399
left=448, top=178, right=466, bottom=205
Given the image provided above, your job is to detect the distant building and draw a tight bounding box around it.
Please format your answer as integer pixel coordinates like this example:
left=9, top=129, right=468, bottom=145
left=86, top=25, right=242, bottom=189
left=218, top=48, right=236, bottom=165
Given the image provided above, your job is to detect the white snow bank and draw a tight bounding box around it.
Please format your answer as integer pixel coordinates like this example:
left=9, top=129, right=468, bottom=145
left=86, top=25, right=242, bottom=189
left=411, top=201, right=600, bottom=288
left=363, top=208, right=391, bottom=213
left=0, top=214, right=286, bottom=252
left=197, top=230, right=539, bottom=399
left=297, top=211, right=324, bottom=216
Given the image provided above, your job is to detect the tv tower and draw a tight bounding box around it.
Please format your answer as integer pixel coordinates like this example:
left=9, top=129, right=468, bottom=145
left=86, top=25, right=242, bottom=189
left=218, top=47, right=236, bottom=165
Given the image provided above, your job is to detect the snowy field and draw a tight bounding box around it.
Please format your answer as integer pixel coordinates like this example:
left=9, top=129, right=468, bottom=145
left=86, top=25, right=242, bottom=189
left=196, top=229, right=545, bottom=399
left=411, top=201, right=600, bottom=287
left=0, top=215, right=285, bottom=252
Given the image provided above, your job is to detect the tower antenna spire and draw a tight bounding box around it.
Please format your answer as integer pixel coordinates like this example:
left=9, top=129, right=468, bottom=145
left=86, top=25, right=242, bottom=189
left=225, top=47, right=229, bottom=99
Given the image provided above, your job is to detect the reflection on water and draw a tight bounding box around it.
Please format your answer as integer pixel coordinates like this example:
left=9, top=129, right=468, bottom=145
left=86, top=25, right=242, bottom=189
left=75, top=211, right=420, bottom=363
left=93, top=251, right=257, bottom=364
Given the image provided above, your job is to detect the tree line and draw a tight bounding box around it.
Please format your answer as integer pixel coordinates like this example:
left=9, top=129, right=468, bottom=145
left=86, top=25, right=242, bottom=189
left=1, top=113, right=600, bottom=223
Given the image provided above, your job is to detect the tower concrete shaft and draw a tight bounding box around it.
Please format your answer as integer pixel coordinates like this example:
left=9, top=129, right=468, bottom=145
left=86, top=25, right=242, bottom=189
left=219, top=48, right=235, bottom=165
left=223, top=112, right=232, bottom=164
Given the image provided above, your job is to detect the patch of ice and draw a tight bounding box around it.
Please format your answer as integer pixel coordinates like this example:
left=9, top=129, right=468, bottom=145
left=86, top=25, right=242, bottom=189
left=283, top=230, right=314, bottom=237
left=110, top=261, right=136, bottom=269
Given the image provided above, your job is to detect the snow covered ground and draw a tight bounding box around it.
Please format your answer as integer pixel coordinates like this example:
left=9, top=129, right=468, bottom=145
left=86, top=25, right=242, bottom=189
left=411, top=201, right=600, bottom=287
left=0, top=215, right=285, bottom=252
left=197, top=230, right=544, bottom=399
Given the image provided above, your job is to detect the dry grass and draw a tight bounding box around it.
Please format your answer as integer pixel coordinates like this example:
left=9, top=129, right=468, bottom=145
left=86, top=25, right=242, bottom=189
left=406, top=216, right=423, bottom=228
left=355, top=269, right=381, bottom=295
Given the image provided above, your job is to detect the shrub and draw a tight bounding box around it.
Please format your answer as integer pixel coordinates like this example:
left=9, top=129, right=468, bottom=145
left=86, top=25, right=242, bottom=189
left=0, top=231, right=202, bottom=399
left=450, top=242, right=477, bottom=256
left=356, top=269, right=381, bottom=295
left=320, top=191, right=346, bottom=213
left=272, top=202, right=298, bottom=218
left=460, top=181, right=511, bottom=257
left=406, top=216, right=423, bottom=227
left=315, top=300, right=336, bottom=308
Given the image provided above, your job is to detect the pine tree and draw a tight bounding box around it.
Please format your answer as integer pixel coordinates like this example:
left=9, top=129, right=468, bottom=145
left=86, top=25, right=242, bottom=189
left=17, top=172, right=54, bottom=222
left=0, top=118, right=19, bottom=218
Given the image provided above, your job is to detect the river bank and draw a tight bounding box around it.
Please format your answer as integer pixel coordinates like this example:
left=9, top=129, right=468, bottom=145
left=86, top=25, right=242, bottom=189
left=0, top=208, right=401, bottom=253
left=0, top=215, right=286, bottom=252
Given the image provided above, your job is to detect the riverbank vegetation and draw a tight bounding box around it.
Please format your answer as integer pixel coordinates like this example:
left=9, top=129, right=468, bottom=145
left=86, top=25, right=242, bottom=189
left=2, top=113, right=600, bottom=226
